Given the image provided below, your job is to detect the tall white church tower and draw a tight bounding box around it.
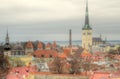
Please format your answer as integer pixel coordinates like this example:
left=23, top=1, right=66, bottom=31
left=82, top=0, right=92, bottom=51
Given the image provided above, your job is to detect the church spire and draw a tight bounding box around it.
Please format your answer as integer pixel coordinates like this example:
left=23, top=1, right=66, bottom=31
left=83, top=0, right=92, bottom=30
left=6, top=29, right=9, bottom=44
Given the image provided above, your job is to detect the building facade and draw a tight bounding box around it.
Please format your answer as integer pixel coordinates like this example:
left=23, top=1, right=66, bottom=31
left=25, top=41, right=34, bottom=55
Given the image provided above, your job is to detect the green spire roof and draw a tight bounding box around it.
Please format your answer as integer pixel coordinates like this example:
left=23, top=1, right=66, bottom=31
left=82, top=0, right=92, bottom=30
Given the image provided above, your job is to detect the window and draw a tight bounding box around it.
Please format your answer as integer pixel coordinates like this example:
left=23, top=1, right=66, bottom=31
left=83, top=33, right=85, bottom=35
left=18, top=51, right=20, bottom=55
left=87, top=32, right=91, bottom=35
left=50, top=55, right=52, bottom=58
left=41, top=55, right=44, bottom=57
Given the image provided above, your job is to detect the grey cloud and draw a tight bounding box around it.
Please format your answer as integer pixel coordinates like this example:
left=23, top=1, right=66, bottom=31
left=0, top=0, right=120, bottom=41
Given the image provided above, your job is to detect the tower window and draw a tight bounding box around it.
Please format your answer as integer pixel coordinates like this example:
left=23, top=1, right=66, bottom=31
left=83, top=33, right=86, bottom=35
left=87, top=32, right=91, bottom=35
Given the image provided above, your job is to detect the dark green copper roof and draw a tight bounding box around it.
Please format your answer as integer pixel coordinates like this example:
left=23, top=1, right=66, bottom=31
left=82, top=0, right=92, bottom=30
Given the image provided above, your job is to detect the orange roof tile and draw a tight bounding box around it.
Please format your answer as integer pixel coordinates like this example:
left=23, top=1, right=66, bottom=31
left=63, top=47, right=78, bottom=56
left=6, top=66, right=37, bottom=79
left=90, top=72, right=110, bottom=79
left=34, top=50, right=58, bottom=58
left=63, top=49, right=71, bottom=56
left=53, top=41, right=57, bottom=48
left=58, top=53, right=67, bottom=58
left=81, top=49, right=92, bottom=57
left=46, top=42, right=52, bottom=48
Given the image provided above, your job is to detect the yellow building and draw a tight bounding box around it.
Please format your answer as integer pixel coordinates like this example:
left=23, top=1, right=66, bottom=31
left=9, top=55, right=33, bottom=66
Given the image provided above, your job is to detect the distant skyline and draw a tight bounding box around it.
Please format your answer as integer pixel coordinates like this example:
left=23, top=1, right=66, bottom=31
left=0, top=0, right=120, bottom=42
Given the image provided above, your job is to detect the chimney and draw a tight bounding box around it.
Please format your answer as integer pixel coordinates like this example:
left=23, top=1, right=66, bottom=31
left=69, top=29, right=72, bottom=47
left=69, top=29, right=73, bottom=55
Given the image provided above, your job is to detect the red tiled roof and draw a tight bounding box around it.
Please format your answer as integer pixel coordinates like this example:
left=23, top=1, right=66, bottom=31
left=63, top=47, right=78, bottom=56
left=34, top=50, right=58, bottom=58
left=37, top=42, right=43, bottom=49
left=26, top=41, right=33, bottom=48
left=53, top=41, right=57, bottom=48
left=90, top=72, right=110, bottom=79
left=58, top=53, right=67, bottom=58
left=63, top=49, right=71, bottom=56
left=46, top=42, right=52, bottom=48
left=81, top=50, right=92, bottom=57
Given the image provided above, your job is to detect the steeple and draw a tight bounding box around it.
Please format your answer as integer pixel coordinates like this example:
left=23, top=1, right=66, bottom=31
left=4, top=29, right=11, bottom=52
left=82, top=0, right=92, bottom=30
left=6, top=29, right=9, bottom=44
left=82, top=0, right=92, bottom=51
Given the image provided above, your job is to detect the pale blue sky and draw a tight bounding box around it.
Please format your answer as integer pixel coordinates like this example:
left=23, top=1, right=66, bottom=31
left=0, top=0, right=120, bottom=42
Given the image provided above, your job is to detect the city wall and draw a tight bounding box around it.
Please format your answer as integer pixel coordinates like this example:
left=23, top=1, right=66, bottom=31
left=35, top=74, right=88, bottom=79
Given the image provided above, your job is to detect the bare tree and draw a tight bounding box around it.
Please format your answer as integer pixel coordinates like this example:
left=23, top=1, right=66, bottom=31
left=49, top=57, right=69, bottom=74
left=82, top=58, right=92, bottom=76
left=68, top=56, right=82, bottom=74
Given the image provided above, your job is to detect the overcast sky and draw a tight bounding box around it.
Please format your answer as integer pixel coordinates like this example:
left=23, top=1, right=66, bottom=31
left=0, top=0, right=120, bottom=42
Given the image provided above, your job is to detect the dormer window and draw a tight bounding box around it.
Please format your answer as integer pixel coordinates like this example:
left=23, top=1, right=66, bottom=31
left=41, top=55, right=44, bottom=57
left=50, top=55, right=52, bottom=58
left=26, top=69, right=29, bottom=72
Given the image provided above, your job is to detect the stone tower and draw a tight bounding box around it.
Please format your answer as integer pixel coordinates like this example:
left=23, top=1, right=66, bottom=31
left=82, top=0, right=92, bottom=50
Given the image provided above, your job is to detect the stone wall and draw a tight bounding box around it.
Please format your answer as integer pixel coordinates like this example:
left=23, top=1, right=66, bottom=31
left=35, top=74, right=88, bottom=79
